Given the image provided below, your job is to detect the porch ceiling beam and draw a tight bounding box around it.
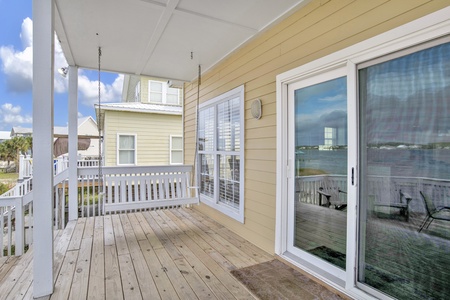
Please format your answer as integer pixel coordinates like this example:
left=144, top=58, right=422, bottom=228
left=135, top=0, right=258, bottom=76
left=139, top=0, right=259, bottom=32
left=135, top=0, right=181, bottom=74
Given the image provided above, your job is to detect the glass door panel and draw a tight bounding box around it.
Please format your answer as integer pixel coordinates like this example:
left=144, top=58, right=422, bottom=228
left=292, top=76, right=348, bottom=270
left=358, top=41, right=450, bottom=299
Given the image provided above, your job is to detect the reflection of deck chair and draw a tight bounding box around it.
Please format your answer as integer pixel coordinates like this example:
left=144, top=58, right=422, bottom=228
left=418, top=191, right=450, bottom=232
left=317, top=178, right=347, bottom=210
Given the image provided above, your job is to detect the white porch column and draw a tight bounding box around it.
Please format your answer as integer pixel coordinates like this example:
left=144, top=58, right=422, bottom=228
left=68, top=66, right=79, bottom=220
left=32, top=0, right=54, bottom=297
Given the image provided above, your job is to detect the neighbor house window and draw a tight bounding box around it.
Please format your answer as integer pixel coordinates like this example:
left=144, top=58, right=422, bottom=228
left=197, top=85, right=244, bottom=222
left=170, top=135, right=183, bottom=165
left=148, top=80, right=180, bottom=105
left=117, top=134, right=136, bottom=165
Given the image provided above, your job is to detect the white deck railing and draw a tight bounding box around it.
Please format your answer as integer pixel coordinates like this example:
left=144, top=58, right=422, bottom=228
left=2, top=164, right=196, bottom=257
left=1, top=170, right=69, bottom=257
left=18, top=155, right=101, bottom=178
left=77, top=165, right=197, bottom=218
left=18, top=155, right=33, bottom=180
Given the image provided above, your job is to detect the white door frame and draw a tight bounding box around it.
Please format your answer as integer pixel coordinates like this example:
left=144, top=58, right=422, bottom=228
left=275, top=7, right=450, bottom=299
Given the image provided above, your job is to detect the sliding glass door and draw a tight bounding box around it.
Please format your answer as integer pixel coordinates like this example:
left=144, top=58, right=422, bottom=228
left=358, top=41, right=450, bottom=299
left=288, top=68, right=348, bottom=279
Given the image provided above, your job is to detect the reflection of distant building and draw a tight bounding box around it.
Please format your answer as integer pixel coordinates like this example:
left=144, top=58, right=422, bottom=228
left=320, top=127, right=346, bottom=150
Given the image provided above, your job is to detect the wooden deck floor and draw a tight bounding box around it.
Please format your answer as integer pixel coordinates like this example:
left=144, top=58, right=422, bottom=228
left=0, top=208, right=275, bottom=300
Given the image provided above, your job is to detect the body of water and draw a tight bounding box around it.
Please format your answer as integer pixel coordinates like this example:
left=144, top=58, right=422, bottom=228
left=297, top=148, right=450, bottom=179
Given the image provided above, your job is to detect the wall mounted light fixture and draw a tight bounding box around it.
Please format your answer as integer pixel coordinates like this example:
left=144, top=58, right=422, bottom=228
left=58, top=66, right=68, bottom=78
left=251, top=98, right=262, bottom=119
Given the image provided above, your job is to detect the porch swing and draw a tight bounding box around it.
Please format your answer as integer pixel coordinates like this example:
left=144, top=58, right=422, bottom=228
left=99, top=50, right=199, bottom=215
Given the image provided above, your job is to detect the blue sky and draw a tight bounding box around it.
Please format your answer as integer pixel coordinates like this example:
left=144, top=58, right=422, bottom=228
left=0, top=0, right=124, bottom=131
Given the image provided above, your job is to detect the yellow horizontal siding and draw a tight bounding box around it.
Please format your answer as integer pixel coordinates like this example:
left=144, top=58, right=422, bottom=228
left=183, top=0, right=448, bottom=253
left=104, top=111, right=182, bottom=166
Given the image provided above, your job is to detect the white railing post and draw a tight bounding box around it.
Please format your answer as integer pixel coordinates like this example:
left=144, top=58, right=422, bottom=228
left=19, top=155, right=25, bottom=180
left=15, top=196, right=24, bottom=256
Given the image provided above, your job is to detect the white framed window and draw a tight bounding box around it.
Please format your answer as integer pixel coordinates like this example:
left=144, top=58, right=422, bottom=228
left=148, top=80, right=180, bottom=105
left=117, top=134, right=136, bottom=165
left=170, top=135, right=183, bottom=165
left=198, top=85, right=245, bottom=222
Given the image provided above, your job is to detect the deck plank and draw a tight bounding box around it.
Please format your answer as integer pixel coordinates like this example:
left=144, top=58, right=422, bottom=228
left=103, top=215, right=115, bottom=246
left=120, top=214, right=160, bottom=299
left=2, top=252, right=33, bottom=300
left=0, top=248, right=33, bottom=300
left=170, top=209, right=245, bottom=271
left=187, top=208, right=273, bottom=263
left=149, top=211, right=218, bottom=300
left=141, top=211, right=198, bottom=300
left=53, top=220, right=77, bottom=284
left=51, top=250, right=79, bottom=300
left=112, top=215, right=129, bottom=256
left=0, top=256, right=19, bottom=283
left=166, top=209, right=259, bottom=299
left=118, top=253, right=142, bottom=300
left=69, top=237, right=93, bottom=300
left=159, top=210, right=253, bottom=300
left=134, top=213, right=180, bottom=300
left=67, top=218, right=86, bottom=251
left=87, top=217, right=105, bottom=300
left=104, top=244, right=123, bottom=300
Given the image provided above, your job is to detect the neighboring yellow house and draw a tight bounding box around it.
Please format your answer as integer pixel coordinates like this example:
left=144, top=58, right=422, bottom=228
left=97, top=76, right=183, bottom=166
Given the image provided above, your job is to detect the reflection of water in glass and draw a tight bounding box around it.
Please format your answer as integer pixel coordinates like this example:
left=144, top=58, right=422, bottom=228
left=297, top=149, right=347, bottom=175
left=297, top=149, right=450, bottom=179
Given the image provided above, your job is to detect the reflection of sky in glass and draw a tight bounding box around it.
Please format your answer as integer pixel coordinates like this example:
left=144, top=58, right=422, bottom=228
left=295, top=77, right=347, bottom=146
left=361, top=42, right=450, bottom=145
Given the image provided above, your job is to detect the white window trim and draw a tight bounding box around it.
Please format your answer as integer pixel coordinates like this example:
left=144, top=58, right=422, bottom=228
left=134, top=81, right=141, bottom=102
left=198, top=85, right=245, bottom=223
left=116, top=133, right=137, bottom=166
left=170, top=135, right=183, bottom=165
left=276, top=7, right=450, bottom=300
left=148, top=80, right=180, bottom=105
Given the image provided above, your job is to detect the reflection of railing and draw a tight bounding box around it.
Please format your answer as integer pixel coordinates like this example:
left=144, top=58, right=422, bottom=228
left=296, top=175, right=347, bottom=206
left=296, top=175, right=450, bottom=212
left=368, top=176, right=450, bottom=212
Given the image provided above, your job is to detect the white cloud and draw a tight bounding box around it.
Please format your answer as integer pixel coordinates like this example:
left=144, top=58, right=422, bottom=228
left=319, top=94, right=346, bottom=102
left=0, top=17, right=68, bottom=94
left=0, top=17, right=124, bottom=110
left=78, top=73, right=124, bottom=106
left=20, top=18, right=33, bottom=48
left=0, top=103, right=32, bottom=129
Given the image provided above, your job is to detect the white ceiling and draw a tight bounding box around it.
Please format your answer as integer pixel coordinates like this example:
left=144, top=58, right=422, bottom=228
left=55, top=0, right=307, bottom=81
